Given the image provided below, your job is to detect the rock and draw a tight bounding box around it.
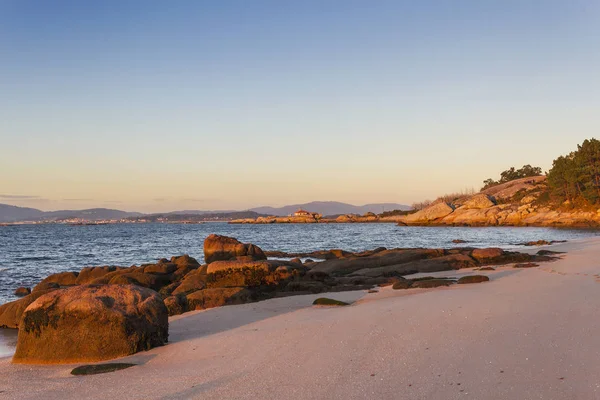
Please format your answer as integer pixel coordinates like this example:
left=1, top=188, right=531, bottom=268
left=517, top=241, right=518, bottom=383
left=471, top=248, right=504, bottom=261
left=71, top=363, right=136, bottom=376
left=404, top=202, right=455, bottom=223
left=75, top=266, right=120, bottom=285
left=14, top=287, right=31, bottom=297
left=108, top=272, right=170, bottom=291
left=410, top=279, right=454, bottom=289
left=13, top=285, right=168, bottom=364
left=284, top=281, right=328, bottom=293
left=312, top=298, right=349, bottom=306
left=0, top=290, right=57, bottom=329
left=463, top=194, right=497, bottom=210
left=392, top=280, right=411, bottom=290
left=537, top=250, right=565, bottom=256
left=452, top=239, right=467, bottom=244
left=203, top=234, right=266, bottom=264
left=185, top=288, right=255, bottom=311
left=457, top=275, right=490, bottom=284
left=290, top=258, right=303, bottom=264
left=514, top=263, right=539, bottom=268
left=206, top=260, right=272, bottom=274
left=32, top=282, right=60, bottom=293
left=350, top=254, right=476, bottom=277
left=171, top=269, right=207, bottom=296
left=143, top=263, right=178, bottom=275
left=520, top=240, right=567, bottom=246
left=170, top=254, right=200, bottom=267
left=205, top=261, right=304, bottom=288
left=164, top=295, right=188, bottom=316
left=37, top=271, right=79, bottom=287
left=310, top=248, right=444, bottom=276
left=476, top=266, right=496, bottom=271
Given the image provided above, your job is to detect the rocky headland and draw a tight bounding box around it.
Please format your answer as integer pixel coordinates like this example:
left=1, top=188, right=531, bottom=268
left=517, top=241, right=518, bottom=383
left=398, top=176, right=600, bottom=227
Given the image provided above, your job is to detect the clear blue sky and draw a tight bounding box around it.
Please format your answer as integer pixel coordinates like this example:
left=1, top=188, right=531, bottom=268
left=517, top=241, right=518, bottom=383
left=1, top=1, right=599, bottom=212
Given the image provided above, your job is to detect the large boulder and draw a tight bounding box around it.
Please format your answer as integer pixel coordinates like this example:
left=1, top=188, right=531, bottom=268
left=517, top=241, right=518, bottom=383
left=463, top=194, right=497, bottom=210
left=12, top=285, right=168, bottom=364
left=404, top=203, right=455, bottom=223
left=0, top=290, right=57, bottom=329
left=203, top=234, right=266, bottom=264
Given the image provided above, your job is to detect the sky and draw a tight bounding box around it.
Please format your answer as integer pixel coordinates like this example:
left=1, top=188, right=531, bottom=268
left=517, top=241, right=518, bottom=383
left=1, top=1, right=599, bottom=213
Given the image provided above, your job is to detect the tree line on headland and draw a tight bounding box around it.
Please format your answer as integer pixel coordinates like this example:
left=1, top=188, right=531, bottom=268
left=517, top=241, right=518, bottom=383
left=482, top=138, right=600, bottom=208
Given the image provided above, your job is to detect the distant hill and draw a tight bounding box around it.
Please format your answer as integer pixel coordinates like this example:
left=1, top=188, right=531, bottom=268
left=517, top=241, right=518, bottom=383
left=250, top=201, right=411, bottom=217
left=0, top=204, right=46, bottom=222
left=0, top=201, right=411, bottom=223
left=0, top=204, right=142, bottom=222
left=128, top=211, right=267, bottom=222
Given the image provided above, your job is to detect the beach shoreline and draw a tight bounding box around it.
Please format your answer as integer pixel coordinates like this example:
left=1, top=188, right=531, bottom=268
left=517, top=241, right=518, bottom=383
left=1, top=237, right=599, bottom=399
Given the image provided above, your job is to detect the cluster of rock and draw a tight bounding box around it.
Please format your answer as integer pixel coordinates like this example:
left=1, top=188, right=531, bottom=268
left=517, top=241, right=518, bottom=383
left=0, top=234, right=558, bottom=364
left=230, top=212, right=395, bottom=224
left=399, top=176, right=600, bottom=227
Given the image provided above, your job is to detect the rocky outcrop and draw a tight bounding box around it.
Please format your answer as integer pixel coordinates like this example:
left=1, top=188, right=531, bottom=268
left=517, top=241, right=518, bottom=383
left=403, top=203, right=455, bottom=223
left=397, top=176, right=600, bottom=227
left=463, top=194, right=496, bottom=209
left=13, top=285, right=168, bottom=364
left=203, top=234, right=267, bottom=264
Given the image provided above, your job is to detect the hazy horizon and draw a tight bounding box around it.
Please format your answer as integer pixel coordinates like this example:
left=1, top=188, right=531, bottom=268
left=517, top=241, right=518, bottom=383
left=2, top=1, right=599, bottom=213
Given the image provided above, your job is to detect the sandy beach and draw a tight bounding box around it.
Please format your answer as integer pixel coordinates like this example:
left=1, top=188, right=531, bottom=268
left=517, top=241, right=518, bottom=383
left=1, top=238, right=600, bottom=399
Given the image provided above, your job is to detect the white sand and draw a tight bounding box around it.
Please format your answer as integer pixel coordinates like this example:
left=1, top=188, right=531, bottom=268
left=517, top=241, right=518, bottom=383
left=1, top=238, right=600, bottom=399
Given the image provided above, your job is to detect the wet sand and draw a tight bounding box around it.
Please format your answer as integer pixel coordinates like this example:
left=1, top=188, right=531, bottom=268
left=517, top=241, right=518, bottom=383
left=1, top=238, right=600, bottom=399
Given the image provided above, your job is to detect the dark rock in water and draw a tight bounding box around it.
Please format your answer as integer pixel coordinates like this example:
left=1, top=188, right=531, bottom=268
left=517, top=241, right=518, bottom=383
left=476, top=266, right=496, bottom=271
left=457, top=275, right=490, bottom=284
left=14, top=287, right=31, bottom=297
left=514, top=263, right=539, bottom=268
left=368, top=289, right=378, bottom=293
left=13, top=285, right=168, bottom=364
left=452, top=239, right=468, bottom=244
left=289, top=258, right=303, bottom=264
left=410, top=279, right=454, bottom=289
left=204, top=234, right=266, bottom=264
left=71, top=363, right=136, bottom=376
left=0, top=289, right=57, bottom=329
left=313, top=298, right=349, bottom=306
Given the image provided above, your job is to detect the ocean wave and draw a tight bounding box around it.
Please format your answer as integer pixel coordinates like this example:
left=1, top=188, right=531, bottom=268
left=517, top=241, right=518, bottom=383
left=17, top=256, right=54, bottom=261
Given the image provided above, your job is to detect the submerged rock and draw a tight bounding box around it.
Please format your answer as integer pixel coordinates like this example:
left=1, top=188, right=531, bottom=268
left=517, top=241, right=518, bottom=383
left=13, top=285, right=168, bottom=364
left=14, top=287, right=31, bottom=297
